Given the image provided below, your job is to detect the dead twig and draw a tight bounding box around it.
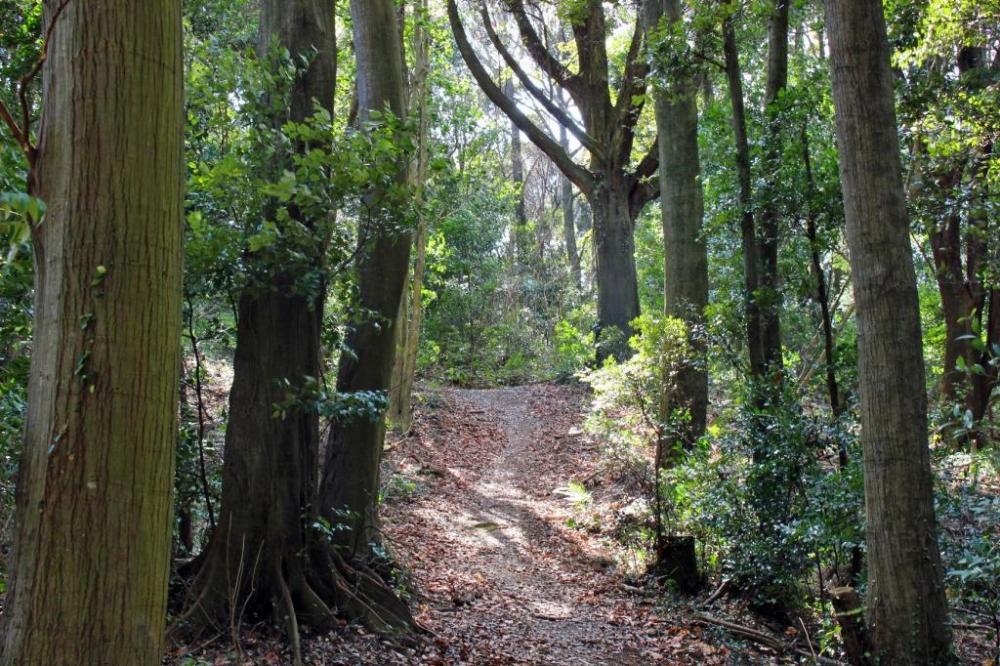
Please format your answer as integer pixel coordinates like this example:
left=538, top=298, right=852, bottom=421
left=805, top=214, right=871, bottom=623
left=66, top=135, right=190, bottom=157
left=693, top=613, right=783, bottom=651
left=950, top=622, right=998, bottom=633
left=702, top=579, right=730, bottom=606
left=694, top=614, right=844, bottom=665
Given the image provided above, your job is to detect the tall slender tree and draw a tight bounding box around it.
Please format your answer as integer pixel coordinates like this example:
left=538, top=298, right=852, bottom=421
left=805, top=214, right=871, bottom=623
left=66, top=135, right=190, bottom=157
left=825, top=0, right=952, bottom=660
left=758, top=0, right=789, bottom=375
left=721, top=0, right=787, bottom=382
left=722, top=7, right=766, bottom=379
left=389, top=0, right=433, bottom=434
left=448, top=0, right=660, bottom=358
left=643, top=0, right=709, bottom=449
left=320, top=0, right=414, bottom=560
left=559, top=119, right=582, bottom=289
left=0, top=1, right=184, bottom=662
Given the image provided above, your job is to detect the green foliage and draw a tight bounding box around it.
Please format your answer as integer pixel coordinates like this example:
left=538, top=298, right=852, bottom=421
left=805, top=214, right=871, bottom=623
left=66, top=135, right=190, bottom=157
left=583, top=314, right=695, bottom=465
left=937, top=454, right=1000, bottom=632
left=583, top=311, right=865, bottom=613
left=270, top=375, right=388, bottom=424
left=666, top=402, right=864, bottom=614
left=553, top=305, right=596, bottom=379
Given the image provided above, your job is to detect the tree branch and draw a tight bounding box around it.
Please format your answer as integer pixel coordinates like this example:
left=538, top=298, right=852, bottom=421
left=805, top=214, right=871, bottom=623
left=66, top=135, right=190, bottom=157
left=628, top=140, right=661, bottom=217
left=632, top=137, right=659, bottom=181
left=1, top=0, right=73, bottom=168
left=480, top=1, right=605, bottom=162
left=614, top=20, right=649, bottom=166
left=502, top=0, right=582, bottom=96
left=615, top=18, right=649, bottom=122
left=448, top=0, right=594, bottom=194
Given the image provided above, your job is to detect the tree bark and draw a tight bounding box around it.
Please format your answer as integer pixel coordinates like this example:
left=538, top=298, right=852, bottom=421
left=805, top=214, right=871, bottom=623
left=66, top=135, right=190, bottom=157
left=643, top=0, right=709, bottom=447
left=184, top=0, right=335, bottom=629
left=591, top=181, right=640, bottom=358
left=825, top=0, right=952, bottom=661
left=758, top=0, right=789, bottom=376
left=0, top=1, right=184, bottom=663
left=389, top=0, right=432, bottom=434
left=320, top=0, right=413, bottom=560
left=560, top=121, right=581, bottom=289
left=181, top=1, right=412, bottom=648
left=722, top=13, right=766, bottom=380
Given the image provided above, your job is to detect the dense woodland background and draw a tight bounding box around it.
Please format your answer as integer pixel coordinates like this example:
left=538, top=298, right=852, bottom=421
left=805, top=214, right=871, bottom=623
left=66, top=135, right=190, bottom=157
left=0, top=0, right=998, bottom=663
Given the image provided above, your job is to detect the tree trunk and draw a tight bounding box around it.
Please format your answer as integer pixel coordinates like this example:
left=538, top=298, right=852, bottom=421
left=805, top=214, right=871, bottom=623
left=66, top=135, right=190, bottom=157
left=389, top=0, right=431, bottom=434
left=801, top=125, right=843, bottom=425
left=589, top=181, right=640, bottom=360
left=723, top=15, right=766, bottom=380
left=930, top=175, right=979, bottom=404
left=446, top=0, right=655, bottom=361
left=0, top=1, right=184, bottom=663
left=972, top=291, right=1000, bottom=427
left=188, top=289, right=324, bottom=622
left=825, top=0, right=952, bottom=661
left=918, top=48, right=997, bottom=446
left=643, top=0, right=709, bottom=447
left=758, top=0, right=789, bottom=376
left=506, top=78, right=530, bottom=266
left=180, top=1, right=412, bottom=648
left=320, top=0, right=413, bottom=560
left=559, top=119, right=581, bottom=289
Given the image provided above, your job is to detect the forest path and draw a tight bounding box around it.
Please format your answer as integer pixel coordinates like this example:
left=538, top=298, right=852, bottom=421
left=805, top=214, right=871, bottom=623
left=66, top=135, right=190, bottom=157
left=378, top=384, right=724, bottom=665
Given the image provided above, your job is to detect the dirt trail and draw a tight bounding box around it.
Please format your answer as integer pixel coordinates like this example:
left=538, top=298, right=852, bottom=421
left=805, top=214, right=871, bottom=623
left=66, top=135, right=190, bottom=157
left=380, top=384, right=723, bottom=665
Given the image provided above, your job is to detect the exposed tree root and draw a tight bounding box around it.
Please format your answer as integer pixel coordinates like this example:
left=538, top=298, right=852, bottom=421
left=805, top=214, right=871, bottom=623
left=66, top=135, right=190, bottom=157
left=170, top=534, right=423, bottom=655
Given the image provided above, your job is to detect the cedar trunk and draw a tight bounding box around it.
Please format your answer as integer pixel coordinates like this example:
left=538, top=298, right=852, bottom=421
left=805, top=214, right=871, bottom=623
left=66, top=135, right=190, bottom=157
left=1, top=1, right=184, bottom=662
left=825, top=0, right=952, bottom=660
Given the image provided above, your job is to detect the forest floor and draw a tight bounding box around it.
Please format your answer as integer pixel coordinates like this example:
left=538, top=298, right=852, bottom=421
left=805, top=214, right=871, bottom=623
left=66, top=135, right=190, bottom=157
left=367, top=384, right=728, bottom=665
left=168, top=383, right=834, bottom=665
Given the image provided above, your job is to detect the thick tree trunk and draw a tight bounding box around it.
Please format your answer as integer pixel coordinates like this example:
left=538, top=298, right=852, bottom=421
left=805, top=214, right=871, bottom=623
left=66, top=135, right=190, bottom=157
left=320, top=0, right=413, bottom=560
left=825, top=0, right=952, bottom=661
left=643, top=0, right=709, bottom=448
left=589, top=181, right=640, bottom=360
left=188, top=289, right=323, bottom=621
left=0, top=1, right=184, bottom=663
left=180, top=0, right=411, bottom=649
